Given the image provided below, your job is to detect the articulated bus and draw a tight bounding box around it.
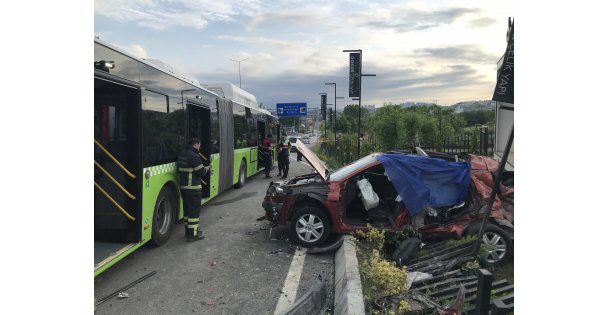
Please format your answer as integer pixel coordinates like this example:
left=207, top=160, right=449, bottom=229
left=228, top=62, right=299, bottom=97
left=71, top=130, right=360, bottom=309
left=94, top=38, right=279, bottom=277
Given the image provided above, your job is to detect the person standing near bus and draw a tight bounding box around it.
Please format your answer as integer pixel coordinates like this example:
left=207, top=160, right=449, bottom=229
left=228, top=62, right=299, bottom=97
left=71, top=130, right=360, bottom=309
left=278, top=131, right=291, bottom=179
left=177, top=138, right=209, bottom=242
left=260, top=133, right=273, bottom=178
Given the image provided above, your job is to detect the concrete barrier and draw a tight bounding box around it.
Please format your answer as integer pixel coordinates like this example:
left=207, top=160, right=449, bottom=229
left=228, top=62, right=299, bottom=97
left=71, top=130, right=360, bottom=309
left=334, top=236, right=365, bottom=315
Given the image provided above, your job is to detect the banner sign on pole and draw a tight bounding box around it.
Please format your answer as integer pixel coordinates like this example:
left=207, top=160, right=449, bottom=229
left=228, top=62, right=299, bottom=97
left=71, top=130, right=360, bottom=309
left=321, top=94, right=327, bottom=121
left=349, top=53, right=361, bottom=97
left=492, top=18, right=514, bottom=104
left=276, top=103, right=307, bottom=117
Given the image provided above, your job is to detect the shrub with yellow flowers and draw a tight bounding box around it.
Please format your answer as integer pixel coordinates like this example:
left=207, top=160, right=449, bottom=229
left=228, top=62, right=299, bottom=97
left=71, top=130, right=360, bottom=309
left=352, top=225, right=410, bottom=312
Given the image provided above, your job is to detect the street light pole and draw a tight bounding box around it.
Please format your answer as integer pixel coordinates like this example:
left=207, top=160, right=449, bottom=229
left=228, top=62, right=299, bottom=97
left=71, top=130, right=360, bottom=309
left=319, top=92, right=327, bottom=138
left=230, top=58, right=249, bottom=88
left=325, top=83, right=338, bottom=146
left=343, top=49, right=376, bottom=159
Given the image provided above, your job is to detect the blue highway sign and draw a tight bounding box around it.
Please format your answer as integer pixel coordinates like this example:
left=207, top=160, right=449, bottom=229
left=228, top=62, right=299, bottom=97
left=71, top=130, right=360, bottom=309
left=276, top=103, right=307, bottom=117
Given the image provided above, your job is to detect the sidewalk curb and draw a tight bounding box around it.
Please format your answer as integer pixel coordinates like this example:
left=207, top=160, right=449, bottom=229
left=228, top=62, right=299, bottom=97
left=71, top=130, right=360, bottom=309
left=334, top=236, right=365, bottom=315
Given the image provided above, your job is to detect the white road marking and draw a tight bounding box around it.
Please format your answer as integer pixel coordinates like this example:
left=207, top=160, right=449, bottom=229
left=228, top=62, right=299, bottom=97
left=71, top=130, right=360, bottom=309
left=273, top=247, right=307, bottom=314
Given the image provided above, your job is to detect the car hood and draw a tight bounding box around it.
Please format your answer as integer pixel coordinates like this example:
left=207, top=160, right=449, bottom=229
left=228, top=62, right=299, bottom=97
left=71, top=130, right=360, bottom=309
left=295, top=139, right=329, bottom=181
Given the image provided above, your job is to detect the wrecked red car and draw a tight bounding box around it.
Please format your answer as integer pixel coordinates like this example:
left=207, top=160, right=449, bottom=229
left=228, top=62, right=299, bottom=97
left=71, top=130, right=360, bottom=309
left=262, top=141, right=514, bottom=265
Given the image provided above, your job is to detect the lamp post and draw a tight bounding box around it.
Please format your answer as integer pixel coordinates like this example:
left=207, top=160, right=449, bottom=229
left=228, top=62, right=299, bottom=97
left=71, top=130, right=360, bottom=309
left=343, top=49, right=376, bottom=159
left=230, top=58, right=249, bottom=88
left=325, top=83, right=338, bottom=146
left=319, top=92, right=328, bottom=138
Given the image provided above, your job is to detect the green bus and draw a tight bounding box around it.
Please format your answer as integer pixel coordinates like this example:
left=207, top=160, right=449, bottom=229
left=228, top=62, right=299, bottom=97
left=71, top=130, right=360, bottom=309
left=94, top=38, right=279, bottom=277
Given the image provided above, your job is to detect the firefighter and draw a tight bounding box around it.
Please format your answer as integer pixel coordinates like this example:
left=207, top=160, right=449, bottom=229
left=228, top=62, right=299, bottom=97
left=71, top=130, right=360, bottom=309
left=278, top=131, right=291, bottom=179
left=260, top=133, right=273, bottom=178
left=177, top=137, right=210, bottom=242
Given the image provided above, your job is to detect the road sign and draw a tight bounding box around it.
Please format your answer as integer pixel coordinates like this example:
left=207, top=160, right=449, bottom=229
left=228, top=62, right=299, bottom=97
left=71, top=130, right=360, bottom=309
left=276, top=103, right=307, bottom=117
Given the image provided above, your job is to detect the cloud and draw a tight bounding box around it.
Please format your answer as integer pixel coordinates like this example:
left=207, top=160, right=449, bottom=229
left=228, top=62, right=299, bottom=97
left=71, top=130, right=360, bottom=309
left=413, top=45, right=496, bottom=63
left=354, top=7, right=480, bottom=32
left=467, top=17, right=496, bottom=28
left=94, top=0, right=262, bottom=30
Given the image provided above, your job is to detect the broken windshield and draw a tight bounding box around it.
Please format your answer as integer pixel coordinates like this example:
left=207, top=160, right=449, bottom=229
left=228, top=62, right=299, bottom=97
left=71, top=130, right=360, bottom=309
left=329, top=154, right=377, bottom=182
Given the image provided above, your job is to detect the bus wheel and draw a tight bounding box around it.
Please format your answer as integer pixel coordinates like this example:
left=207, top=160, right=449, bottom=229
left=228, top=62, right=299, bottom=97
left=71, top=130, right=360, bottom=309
left=235, top=160, right=246, bottom=188
left=151, top=187, right=175, bottom=246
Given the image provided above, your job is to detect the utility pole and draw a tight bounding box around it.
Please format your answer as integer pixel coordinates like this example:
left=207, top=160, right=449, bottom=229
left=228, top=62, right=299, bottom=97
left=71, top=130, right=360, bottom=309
left=343, top=49, right=376, bottom=159
left=230, top=58, right=249, bottom=88
left=325, top=83, right=338, bottom=146
left=319, top=92, right=328, bottom=138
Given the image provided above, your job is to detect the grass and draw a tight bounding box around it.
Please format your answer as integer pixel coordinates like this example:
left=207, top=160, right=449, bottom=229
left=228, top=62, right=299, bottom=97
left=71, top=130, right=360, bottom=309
left=492, top=256, right=514, bottom=284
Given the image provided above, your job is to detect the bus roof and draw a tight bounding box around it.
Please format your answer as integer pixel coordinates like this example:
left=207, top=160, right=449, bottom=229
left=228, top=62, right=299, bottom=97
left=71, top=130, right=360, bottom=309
left=95, top=38, right=218, bottom=95
left=95, top=38, right=276, bottom=118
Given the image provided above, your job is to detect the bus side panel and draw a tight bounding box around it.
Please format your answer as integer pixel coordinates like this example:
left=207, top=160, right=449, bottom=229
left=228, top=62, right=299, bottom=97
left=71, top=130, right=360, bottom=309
left=202, top=153, right=220, bottom=204
left=248, top=147, right=261, bottom=177
left=233, top=148, right=249, bottom=184
left=141, top=163, right=180, bottom=241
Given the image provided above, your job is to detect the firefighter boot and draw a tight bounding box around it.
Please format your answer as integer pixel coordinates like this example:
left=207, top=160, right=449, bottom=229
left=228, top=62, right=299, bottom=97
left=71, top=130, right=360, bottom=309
left=186, top=227, right=204, bottom=242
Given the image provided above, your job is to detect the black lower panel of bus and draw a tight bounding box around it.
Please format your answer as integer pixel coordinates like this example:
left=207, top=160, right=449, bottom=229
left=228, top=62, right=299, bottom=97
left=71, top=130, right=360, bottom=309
left=95, top=214, right=137, bottom=243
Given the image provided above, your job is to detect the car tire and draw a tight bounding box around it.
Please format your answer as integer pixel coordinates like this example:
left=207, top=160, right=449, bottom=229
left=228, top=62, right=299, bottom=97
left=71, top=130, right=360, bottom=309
left=151, top=187, right=175, bottom=246
left=235, top=160, right=246, bottom=188
left=466, top=222, right=513, bottom=266
left=290, top=206, right=331, bottom=247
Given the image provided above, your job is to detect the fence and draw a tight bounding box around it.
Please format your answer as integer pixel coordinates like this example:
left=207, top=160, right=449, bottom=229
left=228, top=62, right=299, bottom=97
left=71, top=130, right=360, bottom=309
left=319, top=131, right=495, bottom=167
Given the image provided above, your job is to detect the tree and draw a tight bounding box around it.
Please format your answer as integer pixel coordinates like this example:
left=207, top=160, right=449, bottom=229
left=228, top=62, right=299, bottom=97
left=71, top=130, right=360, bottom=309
left=372, top=105, right=405, bottom=151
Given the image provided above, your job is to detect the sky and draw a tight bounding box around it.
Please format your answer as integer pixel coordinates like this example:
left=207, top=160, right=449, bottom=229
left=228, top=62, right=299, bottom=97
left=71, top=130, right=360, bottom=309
left=94, top=0, right=513, bottom=110
left=5, top=2, right=608, bottom=313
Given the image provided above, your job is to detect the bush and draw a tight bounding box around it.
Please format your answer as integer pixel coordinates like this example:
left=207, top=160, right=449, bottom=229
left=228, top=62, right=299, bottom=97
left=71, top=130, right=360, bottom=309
left=353, top=225, right=409, bottom=311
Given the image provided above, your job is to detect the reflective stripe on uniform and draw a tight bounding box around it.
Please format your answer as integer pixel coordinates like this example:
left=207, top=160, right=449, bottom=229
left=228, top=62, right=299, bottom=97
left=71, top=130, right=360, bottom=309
left=187, top=224, right=199, bottom=229
left=178, top=164, right=204, bottom=172
left=187, top=218, right=199, bottom=223
left=180, top=185, right=202, bottom=190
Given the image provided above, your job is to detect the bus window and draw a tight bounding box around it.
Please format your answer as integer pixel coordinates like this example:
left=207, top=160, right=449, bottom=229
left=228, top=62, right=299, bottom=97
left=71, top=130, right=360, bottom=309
left=142, top=90, right=180, bottom=166
left=233, top=103, right=247, bottom=149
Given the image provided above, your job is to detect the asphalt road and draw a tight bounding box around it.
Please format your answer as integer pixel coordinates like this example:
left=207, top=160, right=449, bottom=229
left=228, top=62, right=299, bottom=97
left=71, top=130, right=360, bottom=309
left=94, top=152, right=335, bottom=315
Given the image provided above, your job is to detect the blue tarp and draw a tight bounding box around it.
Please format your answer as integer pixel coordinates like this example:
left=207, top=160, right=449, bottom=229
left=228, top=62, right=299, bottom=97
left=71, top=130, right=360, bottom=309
left=377, top=154, right=471, bottom=216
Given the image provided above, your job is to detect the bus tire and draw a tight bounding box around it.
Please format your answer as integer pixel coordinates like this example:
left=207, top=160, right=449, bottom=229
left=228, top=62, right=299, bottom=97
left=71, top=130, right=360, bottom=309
left=235, top=160, right=246, bottom=188
left=151, top=186, right=175, bottom=246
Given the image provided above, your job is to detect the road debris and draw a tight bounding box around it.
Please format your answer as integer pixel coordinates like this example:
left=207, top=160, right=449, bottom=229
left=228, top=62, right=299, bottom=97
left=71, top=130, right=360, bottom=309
left=96, top=271, right=156, bottom=306
left=117, top=292, right=129, bottom=299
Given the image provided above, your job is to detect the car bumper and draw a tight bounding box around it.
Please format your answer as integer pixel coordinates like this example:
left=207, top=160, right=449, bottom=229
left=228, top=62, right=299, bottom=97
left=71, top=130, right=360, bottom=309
left=262, top=198, right=284, bottom=224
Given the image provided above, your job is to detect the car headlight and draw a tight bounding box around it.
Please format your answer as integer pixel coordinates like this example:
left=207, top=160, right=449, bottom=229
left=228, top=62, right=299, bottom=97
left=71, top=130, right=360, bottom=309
left=269, top=185, right=285, bottom=195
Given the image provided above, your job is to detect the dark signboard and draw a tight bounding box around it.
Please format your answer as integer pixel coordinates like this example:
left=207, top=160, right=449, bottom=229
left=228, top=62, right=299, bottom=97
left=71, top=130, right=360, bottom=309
left=492, top=18, right=514, bottom=104
left=276, top=103, right=307, bottom=117
left=321, top=94, right=327, bottom=121
left=349, top=53, right=361, bottom=97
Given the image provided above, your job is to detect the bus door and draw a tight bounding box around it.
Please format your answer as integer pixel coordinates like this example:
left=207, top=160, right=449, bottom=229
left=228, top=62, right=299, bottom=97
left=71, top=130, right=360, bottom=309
left=257, top=120, right=266, bottom=170
left=187, top=103, right=211, bottom=199
left=94, top=77, right=141, bottom=246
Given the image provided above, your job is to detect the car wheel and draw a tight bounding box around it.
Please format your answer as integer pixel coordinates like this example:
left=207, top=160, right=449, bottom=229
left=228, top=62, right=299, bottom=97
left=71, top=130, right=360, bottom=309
left=290, top=206, right=331, bottom=247
left=151, top=187, right=175, bottom=246
left=235, top=160, right=246, bottom=188
left=466, top=222, right=513, bottom=266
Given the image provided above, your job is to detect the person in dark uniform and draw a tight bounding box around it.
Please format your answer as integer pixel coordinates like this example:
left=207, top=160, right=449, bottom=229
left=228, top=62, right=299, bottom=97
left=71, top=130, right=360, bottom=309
left=276, top=132, right=285, bottom=177
left=278, top=131, right=291, bottom=178
left=177, top=138, right=210, bottom=242
left=260, top=134, right=273, bottom=178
